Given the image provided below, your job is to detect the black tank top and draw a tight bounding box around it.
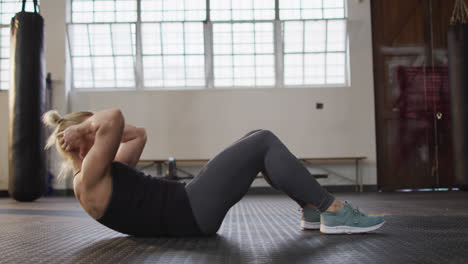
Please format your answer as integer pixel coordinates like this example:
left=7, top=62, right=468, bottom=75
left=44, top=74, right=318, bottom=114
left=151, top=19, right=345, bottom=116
left=96, top=161, right=204, bottom=237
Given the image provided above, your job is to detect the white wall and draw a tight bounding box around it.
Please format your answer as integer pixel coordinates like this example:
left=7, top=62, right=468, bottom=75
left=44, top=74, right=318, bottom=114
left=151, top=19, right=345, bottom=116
left=0, top=0, right=377, bottom=191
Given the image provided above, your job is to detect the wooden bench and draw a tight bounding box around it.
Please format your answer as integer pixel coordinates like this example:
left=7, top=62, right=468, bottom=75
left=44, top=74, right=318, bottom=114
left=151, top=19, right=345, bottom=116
left=138, top=156, right=367, bottom=192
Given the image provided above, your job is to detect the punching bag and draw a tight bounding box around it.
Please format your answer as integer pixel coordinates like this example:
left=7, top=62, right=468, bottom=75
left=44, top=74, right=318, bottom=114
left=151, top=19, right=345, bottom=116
left=448, top=24, right=468, bottom=190
left=8, top=0, right=46, bottom=201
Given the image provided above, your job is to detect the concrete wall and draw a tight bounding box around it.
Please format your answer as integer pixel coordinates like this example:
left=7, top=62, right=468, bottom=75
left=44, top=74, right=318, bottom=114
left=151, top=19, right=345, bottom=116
left=0, top=0, right=376, bottom=191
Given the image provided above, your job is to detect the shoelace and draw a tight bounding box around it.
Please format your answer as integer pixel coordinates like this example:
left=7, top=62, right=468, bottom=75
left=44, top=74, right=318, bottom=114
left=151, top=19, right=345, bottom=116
left=352, top=208, right=365, bottom=217
left=345, top=202, right=364, bottom=224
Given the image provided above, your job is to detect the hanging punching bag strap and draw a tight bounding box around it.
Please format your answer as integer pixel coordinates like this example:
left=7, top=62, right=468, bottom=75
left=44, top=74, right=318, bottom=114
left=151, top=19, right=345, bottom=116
left=450, top=0, right=468, bottom=25
left=22, top=0, right=39, bottom=13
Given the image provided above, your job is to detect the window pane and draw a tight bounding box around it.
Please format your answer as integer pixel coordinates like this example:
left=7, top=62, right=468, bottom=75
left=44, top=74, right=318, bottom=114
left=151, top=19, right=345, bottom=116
left=0, top=1, right=40, bottom=90
left=141, top=0, right=206, bottom=22
left=186, top=55, right=205, bottom=81
left=142, top=23, right=162, bottom=55
left=162, top=23, right=184, bottom=54
left=71, top=0, right=137, bottom=23
left=254, top=0, right=275, bottom=20
left=70, top=25, right=90, bottom=56
left=93, top=56, right=115, bottom=87
left=233, top=24, right=254, bottom=54
left=213, top=22, right=275, bottom=87
left=185, top=23, right=204, bottom=54
left=284, top=54, right=303, bottom=85
left=0, top=28, right=10, bottom=59
left=304, top=53, right=325, bottom=84
left=283, top=19, right=347, bottom=86
left=111, top=24, right=136, bottom=56
left=142, top=22, right=205, bottom=88
left=304, top=21, right=326, bottom=52
left=115, top=56, right=135, bottom=87
left=89, top=25, right=113, bottom=56
left=211, top=0, right=274, bottom=21
left=280, top=0, right=345, bottom=19
left=283, top=21, right=303, bottom=53
left=327, top=20, right=346, bottom=52
left=326, top=53, right=345, bottom=84
left=143, top=56, right=163, bottom=87
left=255, top=23, right=274, bottom=54
left=279, top=0, right=301, bottom=20
left=69, top=22, right=136, bottom=89
left=163, top=55, right=185, bottom=86
left=213, top=24, right=232, bottom=55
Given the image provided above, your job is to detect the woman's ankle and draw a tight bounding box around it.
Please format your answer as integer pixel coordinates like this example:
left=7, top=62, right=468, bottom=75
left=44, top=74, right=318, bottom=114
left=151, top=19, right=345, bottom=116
left=326, top=199, right=344, bottom=212
left=304, top=203, right=317, bottom=209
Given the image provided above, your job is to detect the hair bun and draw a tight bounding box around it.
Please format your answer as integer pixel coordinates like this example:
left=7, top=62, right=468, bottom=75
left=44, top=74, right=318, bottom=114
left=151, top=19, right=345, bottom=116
left=42, top=110, right=62, bottom=127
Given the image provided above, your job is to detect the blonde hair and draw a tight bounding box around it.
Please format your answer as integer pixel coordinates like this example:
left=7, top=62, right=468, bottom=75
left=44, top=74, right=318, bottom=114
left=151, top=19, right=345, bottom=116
left=43, top=110, right=93, bottom=180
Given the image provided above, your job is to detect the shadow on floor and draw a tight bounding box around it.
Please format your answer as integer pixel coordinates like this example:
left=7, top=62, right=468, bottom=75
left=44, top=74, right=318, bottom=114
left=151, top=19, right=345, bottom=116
left=70, top=234, right=250, bottom=264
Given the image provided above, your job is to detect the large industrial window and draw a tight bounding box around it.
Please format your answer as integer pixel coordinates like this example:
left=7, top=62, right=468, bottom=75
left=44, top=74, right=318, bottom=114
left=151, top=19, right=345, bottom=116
left=0, top=0, right=39, bottom=90
left=67, top=0, right=347, bottom=90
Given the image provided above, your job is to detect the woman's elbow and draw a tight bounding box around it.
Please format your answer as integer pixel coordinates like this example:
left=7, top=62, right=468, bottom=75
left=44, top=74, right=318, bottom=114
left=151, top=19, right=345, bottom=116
left=138, top=128, right=147, bottom=143
left=109, top=109, right=124, bottom=128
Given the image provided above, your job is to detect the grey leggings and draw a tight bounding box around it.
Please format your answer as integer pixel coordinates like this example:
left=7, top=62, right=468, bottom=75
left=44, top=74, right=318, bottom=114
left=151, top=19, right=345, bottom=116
left=185, top=129, right=335, bottom=235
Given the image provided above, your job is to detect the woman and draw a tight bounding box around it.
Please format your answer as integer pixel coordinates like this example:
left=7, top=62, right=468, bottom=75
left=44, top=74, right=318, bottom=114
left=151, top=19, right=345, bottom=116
left=43, top=108, right=385, bottom=237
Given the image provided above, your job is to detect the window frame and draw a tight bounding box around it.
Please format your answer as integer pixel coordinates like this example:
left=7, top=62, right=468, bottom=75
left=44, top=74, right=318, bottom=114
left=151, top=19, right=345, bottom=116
left=0, top=0, right=41, bottom=91
left=66, top=0, right=348, bottom=91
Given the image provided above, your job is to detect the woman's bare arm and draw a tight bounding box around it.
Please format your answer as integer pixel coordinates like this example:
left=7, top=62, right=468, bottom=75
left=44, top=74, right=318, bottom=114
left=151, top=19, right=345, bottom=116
left=114, top=124, right=147, bottom=167
left=61, top=108, right=124, bottom=189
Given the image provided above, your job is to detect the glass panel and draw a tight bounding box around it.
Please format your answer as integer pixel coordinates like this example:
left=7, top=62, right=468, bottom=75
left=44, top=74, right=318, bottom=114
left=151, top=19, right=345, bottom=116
left=93, top=56, right=115, bottom=88
left=141, top=23, right=162, bottom=55
left=213, top=22, right=274, bottom=87
left=214, top=55, right=233, bottom=87
left=279, top=0, right=345, bottom=20
left=111, top=24, right=136, bottom=56
left=213, top=24, right=232, bottom=55
left=304, top=21, right=326, bottom=52
left=283, top=18, right=347, bottom=86
left=327, top=20, right=346, bottom=52
left=304, top=53, right=325, bottom=84
left=0, top=28, right=10, bottom=58
left=141, top=0, right=206, bottom=22
left=254, top=0, right=275, bottom=20
left=326, top=53, right=345, bottom=84
left=163, top=55, right=185, bottom=86
left=89, top=25, right=113, bottom=56
left=161, top=23, right=184, bottom=54
left=142, top=22, right=205, bottom=88
left=283, top=21, right=303, bottom=53
left=186, top=55, right=205, bottom=81
left=284, top=54, right=304, bottom=85
left=184, top=23, right=204, bottom=54
left=0, top=1, right=40, bottom=89
left=115, top=56, right=135, bottom=85
left=279, top=0, right=301, bottom=20
left=143, top=56, right=163, bottom=87
left=71, top=0, right=137, bottom=23
left=255, top=23, right=274, bottom=54
left=233, top=23, right=254, bottom=54
left=211, top=0, right=274, bottom=21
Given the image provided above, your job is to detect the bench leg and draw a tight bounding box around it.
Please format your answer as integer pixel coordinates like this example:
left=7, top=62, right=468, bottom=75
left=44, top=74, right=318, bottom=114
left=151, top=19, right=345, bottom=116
left=355, top=160, right=363, bottom=192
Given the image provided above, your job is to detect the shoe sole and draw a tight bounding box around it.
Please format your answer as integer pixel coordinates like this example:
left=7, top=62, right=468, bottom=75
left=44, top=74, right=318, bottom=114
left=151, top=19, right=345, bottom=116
left=320, top=221, right=385, bottom=234
left=301, top=220, right=320, bottom=230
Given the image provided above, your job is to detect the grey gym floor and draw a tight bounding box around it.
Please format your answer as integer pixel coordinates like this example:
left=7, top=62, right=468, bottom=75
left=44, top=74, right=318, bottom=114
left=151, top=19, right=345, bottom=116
left=1, top=191, right=467, bottom=264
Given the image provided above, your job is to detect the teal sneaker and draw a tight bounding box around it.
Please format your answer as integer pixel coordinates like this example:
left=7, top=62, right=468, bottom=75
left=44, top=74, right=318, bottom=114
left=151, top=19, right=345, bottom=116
left=320, top=201, right=385, bottom=234
left=300, top=207, right=321, bottom=230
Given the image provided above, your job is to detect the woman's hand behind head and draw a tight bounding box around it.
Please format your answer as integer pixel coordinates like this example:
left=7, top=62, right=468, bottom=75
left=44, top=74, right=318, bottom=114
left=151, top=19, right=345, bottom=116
left=58, top=124, right=94, bottom=156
